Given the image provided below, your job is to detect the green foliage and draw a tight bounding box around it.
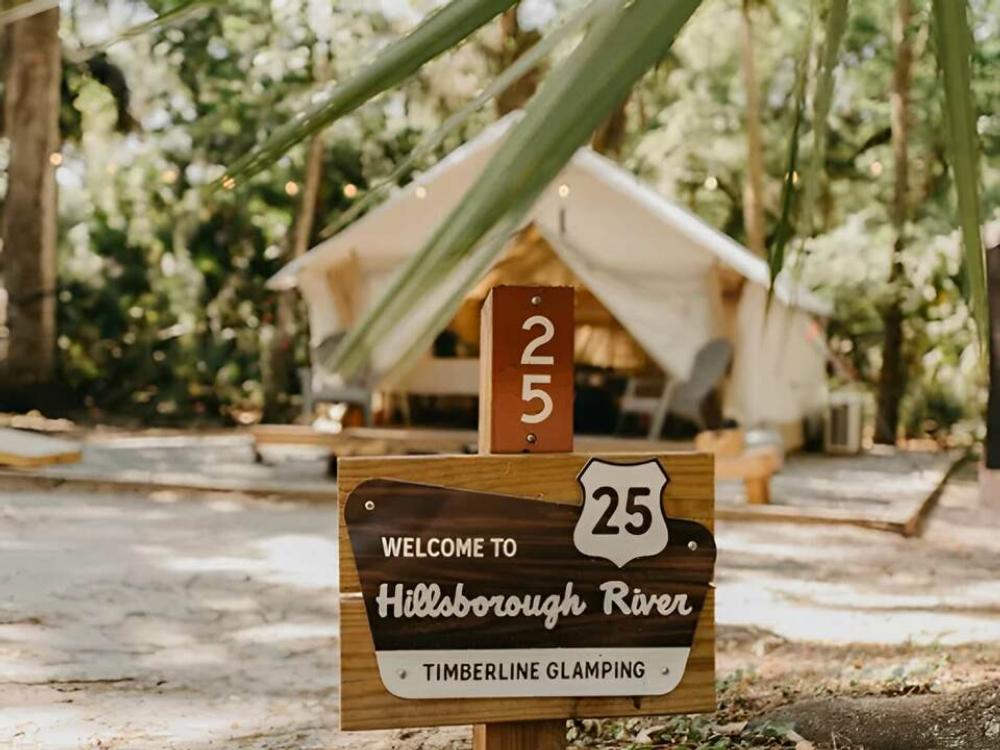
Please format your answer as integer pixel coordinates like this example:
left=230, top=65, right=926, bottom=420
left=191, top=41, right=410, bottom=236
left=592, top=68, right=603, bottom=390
left=220, top=0, right=518, bottom=187
left=39, top=0, right=1000, bottom=428
left=767, top=17, right=810, bottom=290
left=932, top=0, right=989, bottom=350
left=903, top=380, right=968, bottom=438
left=631, top=0, right=997, bottom=438
left=802, top=215, right=985, bottom=438
left=53, top=1, right=436, bottom=422
left=318, top=0, right=614, bottom=242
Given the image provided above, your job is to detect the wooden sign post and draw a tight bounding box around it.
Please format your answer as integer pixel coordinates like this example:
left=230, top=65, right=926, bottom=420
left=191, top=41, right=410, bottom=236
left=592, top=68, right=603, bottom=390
left=337, top=286, right=716, bottom=748
left=986, top=244, right=999, bottom=471
left=477, top=286, right=575, bottom=750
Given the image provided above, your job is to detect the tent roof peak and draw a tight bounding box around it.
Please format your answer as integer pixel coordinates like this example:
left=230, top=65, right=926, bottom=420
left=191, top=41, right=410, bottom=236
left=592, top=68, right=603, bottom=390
left=269, top=111, right=830, bottom=317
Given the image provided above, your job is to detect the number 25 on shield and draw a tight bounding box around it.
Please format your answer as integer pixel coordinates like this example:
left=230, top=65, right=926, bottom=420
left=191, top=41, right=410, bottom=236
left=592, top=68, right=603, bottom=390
left=520, top=314, right=555, bottom=424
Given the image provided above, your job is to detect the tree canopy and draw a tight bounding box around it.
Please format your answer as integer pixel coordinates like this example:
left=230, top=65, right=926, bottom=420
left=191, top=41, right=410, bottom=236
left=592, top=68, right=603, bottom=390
left=6, top=0, right=995, bottom=435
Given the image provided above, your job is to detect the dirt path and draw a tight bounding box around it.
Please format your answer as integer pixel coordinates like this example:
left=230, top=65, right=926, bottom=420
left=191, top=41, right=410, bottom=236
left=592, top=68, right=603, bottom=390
left=0, top=486, right=461, bottom=749
left=0, top=464, right=996, bottom=749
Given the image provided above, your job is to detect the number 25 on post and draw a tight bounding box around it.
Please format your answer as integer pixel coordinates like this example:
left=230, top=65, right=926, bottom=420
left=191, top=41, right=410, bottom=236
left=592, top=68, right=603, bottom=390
left=479, top=286, right=574, bottom=454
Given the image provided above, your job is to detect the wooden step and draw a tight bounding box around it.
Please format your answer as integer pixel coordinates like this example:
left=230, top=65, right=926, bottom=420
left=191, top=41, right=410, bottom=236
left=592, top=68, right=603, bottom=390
left=0, top=427, right=82, bottom=468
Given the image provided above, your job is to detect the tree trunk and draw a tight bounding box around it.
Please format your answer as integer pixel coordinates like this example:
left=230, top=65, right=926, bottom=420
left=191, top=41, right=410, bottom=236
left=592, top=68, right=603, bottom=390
left=592, top=95, right=630, bottom=157
left=768, top=683, right=1000, bottom=750
left=0, top=6, right=61, bottom=392
left=875, top=0, right=913, bottom=445
left=494, top=6, right=541, bottom=116
left=986, top=242, right=1000, bottom=469
left=262, top=133, right=325, bottom=422
left=739, top=0, right=766, bottom=257
left=291, top=135, right=325, bottom=260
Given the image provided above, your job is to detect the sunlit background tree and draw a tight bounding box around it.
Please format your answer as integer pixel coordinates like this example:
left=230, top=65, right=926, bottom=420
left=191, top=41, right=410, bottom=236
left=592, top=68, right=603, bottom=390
left=0, top=0, right=996, bottom=450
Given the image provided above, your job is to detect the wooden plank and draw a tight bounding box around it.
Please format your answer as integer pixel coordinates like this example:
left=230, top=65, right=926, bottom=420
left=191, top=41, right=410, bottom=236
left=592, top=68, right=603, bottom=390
left=339, top=594, right=715, bottom=731
left=256, top=426, right=771, bottom=481
left=714, top=447, right=781, bottom=481
left=0, top=427, right=81, bottom=468
left=0, top=467, right=337, bottom=500
left=902, top=451, right=969, bottom=538
left=715, top=501, right=906, bottom=533
left=252, top=426, right=694, bottom=455
left=252, top=424, right=342, bottom=448
left=253, top=425, right=706, bottom=460
left=717, top=451, right=965, bottom=536
left=473, top=721, right=566, bottom=750
left=262, top=424, right=774, bottom=518
left=338, top=452, right=715, bottom=731
left=0, top=412, right=74, bottom=433
left=252, top=425, right=477, bottom=454
left=744, top=476, right=770, bottom=505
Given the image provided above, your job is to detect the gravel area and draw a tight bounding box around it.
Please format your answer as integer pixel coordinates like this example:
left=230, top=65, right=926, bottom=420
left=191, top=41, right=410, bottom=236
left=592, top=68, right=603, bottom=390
left=0, top=462, right=996, bottom=748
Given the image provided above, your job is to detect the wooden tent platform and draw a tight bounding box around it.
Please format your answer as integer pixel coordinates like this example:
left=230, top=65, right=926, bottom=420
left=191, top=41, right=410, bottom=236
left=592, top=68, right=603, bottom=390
left=0, top=427, right=955, bottom=538
left=252, top=424, right=782, bottom=502
left=0, top=427, right=82, bottom=468
left=716, top=449, right=964, bottom=537
left=253, top=425, right=959, bottom=536
left=0, top=432, right=337, bottom=499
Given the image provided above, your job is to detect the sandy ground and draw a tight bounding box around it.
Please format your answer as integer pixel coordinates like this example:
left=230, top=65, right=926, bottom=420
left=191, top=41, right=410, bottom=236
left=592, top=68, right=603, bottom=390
left=0, top=463, right=997, bottom=749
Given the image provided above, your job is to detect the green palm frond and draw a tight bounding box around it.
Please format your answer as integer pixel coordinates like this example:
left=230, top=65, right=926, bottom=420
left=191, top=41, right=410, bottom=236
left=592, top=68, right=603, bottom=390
left=326, top=0, right=703, bottom=381
left=317, top=0, right=621, bottom=242
left=109, top=0, right=218, bottom=43
left=379, top=201, right=539, bottom=391
left=803, top=0, right=849, bottom=234
left=932, top=0, right=988, bottom=349
left=216, top=0, right=519, bottom=189
left=63, top=0, right=221, bottom=62
left=768, top=5, right=815, bottom=289
left=787, top=0, right=849, bottom=290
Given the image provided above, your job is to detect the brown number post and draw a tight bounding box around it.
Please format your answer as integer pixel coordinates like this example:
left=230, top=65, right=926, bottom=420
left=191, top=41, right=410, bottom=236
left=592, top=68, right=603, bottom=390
left=478, top=285, right=574, bottom=454
left=475, top=285, right=575, bottom=750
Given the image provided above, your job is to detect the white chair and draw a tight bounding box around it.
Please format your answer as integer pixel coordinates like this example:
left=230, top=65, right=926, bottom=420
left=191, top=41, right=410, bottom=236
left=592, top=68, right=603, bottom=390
left=619, top=339, right=733, bottom=440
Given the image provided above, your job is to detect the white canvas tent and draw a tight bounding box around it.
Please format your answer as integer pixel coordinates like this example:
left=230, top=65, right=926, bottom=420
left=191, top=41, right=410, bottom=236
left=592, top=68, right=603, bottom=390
left=269, top=115, right=831, bottom=432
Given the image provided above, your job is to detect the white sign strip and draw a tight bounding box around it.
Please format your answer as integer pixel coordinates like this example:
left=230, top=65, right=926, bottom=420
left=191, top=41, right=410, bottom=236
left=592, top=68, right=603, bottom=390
left=376, top=647, right=691, bottom=699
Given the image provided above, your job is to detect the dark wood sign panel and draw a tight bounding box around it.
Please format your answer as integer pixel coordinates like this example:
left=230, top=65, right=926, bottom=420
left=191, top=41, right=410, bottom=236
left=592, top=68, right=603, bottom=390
left=480, top=285, right=574, bottom=453
left=338, top=452, right=715, bottom=731
left=344, top=460, right=716, bottom=701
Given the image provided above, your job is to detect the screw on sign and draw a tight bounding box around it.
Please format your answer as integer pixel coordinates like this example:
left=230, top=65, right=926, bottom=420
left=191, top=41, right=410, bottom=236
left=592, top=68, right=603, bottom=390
left=337, top=286, right=717, bottom=750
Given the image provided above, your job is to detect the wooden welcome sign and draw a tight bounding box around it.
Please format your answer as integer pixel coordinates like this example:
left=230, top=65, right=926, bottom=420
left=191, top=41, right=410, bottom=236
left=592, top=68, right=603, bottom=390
left=338, top=286, right=716, bottom=746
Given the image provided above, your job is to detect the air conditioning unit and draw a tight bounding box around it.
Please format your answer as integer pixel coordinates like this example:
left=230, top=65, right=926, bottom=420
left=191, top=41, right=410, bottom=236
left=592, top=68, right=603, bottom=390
left=825, top=391, right=864, bottom=454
